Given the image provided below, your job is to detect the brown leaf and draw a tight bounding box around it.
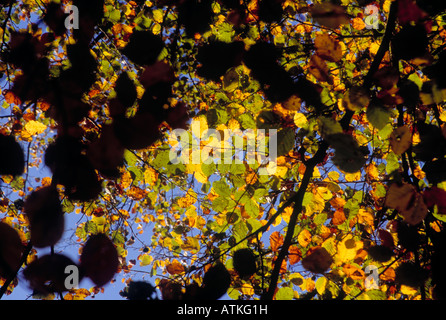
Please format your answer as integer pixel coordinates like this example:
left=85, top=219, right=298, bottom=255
left=311, top=3, right=349, bottom=29
left=314, top=33, right=343, bottom=62
left=389, top=126, right=412, bottom=155
left=139, top=61, right=176, bottom=89
left=308, top=54, right=333, bottom=84
left=24, top=186, right=64, bottom=248
left=0, top=222, right=24, bottom=279
left=166, top=259, right=185, bottom=275
left=385, top=182, right=428, bottom=225
left=80, top=233, right=119, bottom=287
left=332, top=209, right=346, bottom=225
left=23, top=254, right=78, bottom=294
left=301, top=247, right=333, bottom=274
left=384, top=182, right=416, bottom=213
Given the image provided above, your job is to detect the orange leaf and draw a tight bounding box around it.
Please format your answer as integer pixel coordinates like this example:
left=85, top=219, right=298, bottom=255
left=342, top=263, right=365, bottom=280
left=332, top=209, right=346, bottom=225
left=270, top=231, right=284, bottom=253
left=351, top=17, right=366, bottom=30
left=166, top=259, right=185, bottom=275
left=330, top=197, right=346, bottom=210
left=289, top=246, right=302, bottom=265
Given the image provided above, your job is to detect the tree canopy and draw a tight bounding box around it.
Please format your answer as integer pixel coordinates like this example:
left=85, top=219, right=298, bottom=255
left=1, top=0, right=446, bottom=301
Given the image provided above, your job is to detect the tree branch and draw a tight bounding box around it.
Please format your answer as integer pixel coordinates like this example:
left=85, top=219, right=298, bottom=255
left=0, top=242, right=32, bottom=299
left=261, top=141, right=329, bottom=300
left=340, top=0, right=398, bottom=132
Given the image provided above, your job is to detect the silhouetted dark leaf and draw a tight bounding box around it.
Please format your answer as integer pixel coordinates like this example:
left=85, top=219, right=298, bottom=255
left=196, top=41, right=244, bottom=81
left=413, top=122, right=446, bottom=161
left=392, top=24, right=429, bottom=61
left=121, top=281, right=157, bottom=300
left=0, top=134, right=25, bottom=176
left=258, top=0, right=284, bottom=23
left=397, top=221, right=420, bottom=252
left=366, top=245, right=394, bottom=262
left=23, top=254, right=78, bottom=294
left=45, top=136, right=102, bottom=201
left=114, top=72, right=137, bottom=110
left=0, top=222, right=24, bottom=279
left=395, top=262, right=428, bottom=288
left=87, top=124, right=125, bottom=179
left=24, top=186, right=64, bottom=248
left=416, top=0, right=446, bottom=16
left=178, top=0, right=214, bottom=37
left=233, top=248, right=257, bottom=278
left=113, top=113, right=162, bottom=150
left=122, top=30, right=164, bottom=66
left=43, top=2, right=67, bottom=36
left=197, top=262, right=231, bottom=300
left=422, top=158, right=446, bottom=184
left=80, top=233, right=119, bottom=287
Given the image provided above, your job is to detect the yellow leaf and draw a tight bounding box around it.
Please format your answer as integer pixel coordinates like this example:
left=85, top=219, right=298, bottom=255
left=294, top=112, right=308, bottom=128
left=120, top=171, right=133, bottom=189
left=352, top=17, right=366, bottom=30
left=153, top=9, right=163, bottom=23
left=240, top=283, right=254, bottom=296
left=328, top=171, right=340, bottom=181
left=357, top=209, right=375, bottom=232
left=344, top=171, right=361, bottom=182
left=298, top=229, right=312, bottom=248
left=21, top=120, right=47, bottom=140
left=177, top=189, right=197, bottom=208
left=144, top=167, right=158, bottom=186
left=400, top=285, right=418, bottom=296
left=335, top=235, right=363, bottom=265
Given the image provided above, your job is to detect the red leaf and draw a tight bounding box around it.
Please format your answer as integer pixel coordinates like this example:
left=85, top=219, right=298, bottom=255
left=397, top=0, right=426, bottom=25
left=423, top=187, right=446, bottom=214
left=378, top=229, right=395, bottom=249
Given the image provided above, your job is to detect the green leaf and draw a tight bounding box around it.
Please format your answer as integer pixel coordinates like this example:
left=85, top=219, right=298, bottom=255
left=244, top=197, right=259, bottom=218
left=212, top=197, right=229, bottom=212
left=213, top=179, right=231, bottom=197
left=275, top=287, right=294, bottom=300
left=366, top=103, right=391, bottom=130
left=276, top=128, right=295, bottom=156
left=385, top=152, right=400, bottom=174
left=202, top=162, right=216, bottom=177
left=238, top=113, right=256, bottom=129
left=233, top=221, right=249, bottom=242
left=366, top=289, right=386, bottom=300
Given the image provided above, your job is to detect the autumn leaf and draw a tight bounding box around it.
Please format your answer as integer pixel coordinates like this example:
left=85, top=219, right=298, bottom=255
left=297, top=229, right=312, bottom=248
left=166, top=259, right=185, bottom=275
left=310, top=3, right=349, bottom=29
left=288, top=246, right=302, bottom=265
left=270, top=231, right=284, bottom=252
left=314, top=33, right=343, bottom=63
left=389, top=126, right=412, bottom=155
